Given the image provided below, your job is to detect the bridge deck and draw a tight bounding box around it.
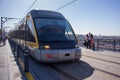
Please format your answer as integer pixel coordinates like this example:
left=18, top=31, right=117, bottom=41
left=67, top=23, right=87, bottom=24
left=0, top=40, right=120, bottom=80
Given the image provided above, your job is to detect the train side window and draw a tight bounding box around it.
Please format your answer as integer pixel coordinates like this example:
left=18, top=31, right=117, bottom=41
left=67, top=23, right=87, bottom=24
left=26, top=19, right=36, bottom=42
left=17, top=23, right=26, bottom=40
left=65, top=21, right=76, bottom=41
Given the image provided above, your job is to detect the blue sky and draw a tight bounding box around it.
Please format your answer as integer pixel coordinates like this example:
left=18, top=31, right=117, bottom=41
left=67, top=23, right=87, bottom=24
left=0, top=0, right=120, bottom=36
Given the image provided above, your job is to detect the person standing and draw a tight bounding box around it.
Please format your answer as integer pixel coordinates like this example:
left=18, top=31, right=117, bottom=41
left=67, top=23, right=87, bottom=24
left=88, top=32, right=91, bottom=48
left=90, top=34, right=95, bottom=51
left=84, top=34, right=89, bottom=48
left=2, top=31, right=7, bottom=46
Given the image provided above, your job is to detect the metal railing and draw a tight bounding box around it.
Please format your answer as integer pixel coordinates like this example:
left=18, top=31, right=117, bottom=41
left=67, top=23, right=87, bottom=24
left=79, top=39, right=120, bottom=52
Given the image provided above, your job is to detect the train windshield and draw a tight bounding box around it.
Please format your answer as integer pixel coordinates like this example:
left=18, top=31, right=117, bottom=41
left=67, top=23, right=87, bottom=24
left=34, top=18, right=77, bottom=49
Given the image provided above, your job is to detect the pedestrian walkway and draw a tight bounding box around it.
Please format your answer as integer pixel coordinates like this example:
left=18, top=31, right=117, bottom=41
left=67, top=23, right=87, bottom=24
left=81, top=47, right=120, bottom=64
left=0, top=40, right=22, bottom=80
left=81, top=47, right=120, bottom=80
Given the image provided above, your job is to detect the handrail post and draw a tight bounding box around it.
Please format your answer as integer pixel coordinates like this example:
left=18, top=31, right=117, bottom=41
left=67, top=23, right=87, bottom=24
left=16, top=44, right=19, bottom=57
left=24, top=50, right=29, bottom=72
left=97, top=39, right=99, bottom=50
left=113, top=40, right=116, bottom=51
left=119, top=40, right=120, bottom=52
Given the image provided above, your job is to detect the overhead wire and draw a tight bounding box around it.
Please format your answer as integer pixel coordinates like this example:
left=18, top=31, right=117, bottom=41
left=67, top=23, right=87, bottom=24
left=55, top=0, right=77, bottom=11
left=22, top=0, right=77, bottom=17
left=22, top=0, right=38, bottom=17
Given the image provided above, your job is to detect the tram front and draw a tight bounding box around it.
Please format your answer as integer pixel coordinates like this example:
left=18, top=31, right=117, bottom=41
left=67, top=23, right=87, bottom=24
left=33, top=10, right=81, bottom=62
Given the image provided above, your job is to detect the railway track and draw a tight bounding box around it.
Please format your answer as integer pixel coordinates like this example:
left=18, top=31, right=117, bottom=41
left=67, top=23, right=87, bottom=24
left=28, top=52, right=79, bottom=80
left=83, top=55, right=120, bottom=65
left=49, top=65, right=78, bottom=80
left=94, top=67, right=120, bottom=78
left=92, top=52, right=120, bottom=59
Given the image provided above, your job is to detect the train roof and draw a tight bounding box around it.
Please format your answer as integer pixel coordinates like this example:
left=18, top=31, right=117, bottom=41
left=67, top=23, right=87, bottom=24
left=29, top=10, right=65, bottom=20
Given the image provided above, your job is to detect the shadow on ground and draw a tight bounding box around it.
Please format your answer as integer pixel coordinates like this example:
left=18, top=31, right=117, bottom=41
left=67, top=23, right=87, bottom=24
left=52, top=60, right=94, bottom=80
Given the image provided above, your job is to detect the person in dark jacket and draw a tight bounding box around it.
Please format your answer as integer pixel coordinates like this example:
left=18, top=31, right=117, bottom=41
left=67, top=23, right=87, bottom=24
left=1, top=31, right=7, bottom=46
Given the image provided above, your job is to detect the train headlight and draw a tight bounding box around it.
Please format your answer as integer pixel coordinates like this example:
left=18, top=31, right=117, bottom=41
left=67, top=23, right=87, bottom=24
left=44, top=45, right=50, bottom=49
left=40, top=45, right=50, bottom=49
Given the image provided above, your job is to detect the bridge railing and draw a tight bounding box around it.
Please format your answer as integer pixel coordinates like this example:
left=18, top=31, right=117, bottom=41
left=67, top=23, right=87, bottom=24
left=78, top=39, right=120, bottom=52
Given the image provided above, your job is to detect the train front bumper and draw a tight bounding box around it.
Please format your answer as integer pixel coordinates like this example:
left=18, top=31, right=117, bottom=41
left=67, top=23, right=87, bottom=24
left=39, top=48, right=81, bottom=63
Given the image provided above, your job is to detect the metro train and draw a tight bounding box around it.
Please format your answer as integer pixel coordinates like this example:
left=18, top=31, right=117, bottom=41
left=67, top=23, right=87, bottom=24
left=8, top=10, right=82, bottom=62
